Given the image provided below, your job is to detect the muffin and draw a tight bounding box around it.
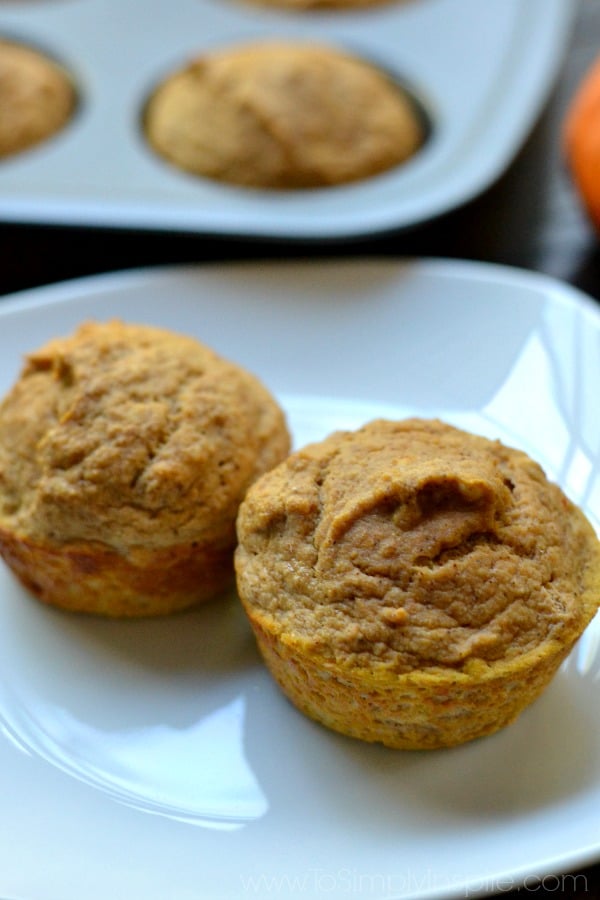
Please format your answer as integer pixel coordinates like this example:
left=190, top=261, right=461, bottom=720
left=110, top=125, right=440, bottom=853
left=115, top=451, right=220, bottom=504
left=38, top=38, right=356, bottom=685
left=242, top=0, right=407, bottom=11
left=144, top=42, right=425, bottom=189
left=0, top=320, right=290, bottom=617
left=0, top=38, right=76, bottom=158
left=235, top=418, right=600, bottom=749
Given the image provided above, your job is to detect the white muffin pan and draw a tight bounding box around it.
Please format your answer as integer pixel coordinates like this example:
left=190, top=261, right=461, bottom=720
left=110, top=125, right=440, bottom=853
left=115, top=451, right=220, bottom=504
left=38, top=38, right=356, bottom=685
left=0, top=0, right=575, bottom=239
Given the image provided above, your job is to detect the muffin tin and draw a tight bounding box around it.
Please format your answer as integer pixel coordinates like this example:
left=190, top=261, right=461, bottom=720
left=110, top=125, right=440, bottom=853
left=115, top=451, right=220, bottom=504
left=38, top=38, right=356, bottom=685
left=0, top=0, right=575, bottom=239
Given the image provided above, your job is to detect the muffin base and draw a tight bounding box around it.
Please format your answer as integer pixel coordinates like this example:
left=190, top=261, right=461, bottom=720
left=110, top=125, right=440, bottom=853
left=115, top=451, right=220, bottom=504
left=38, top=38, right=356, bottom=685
left=247, top=612, right=587, bottom=750
left=0, top=527, right=234, bottom=617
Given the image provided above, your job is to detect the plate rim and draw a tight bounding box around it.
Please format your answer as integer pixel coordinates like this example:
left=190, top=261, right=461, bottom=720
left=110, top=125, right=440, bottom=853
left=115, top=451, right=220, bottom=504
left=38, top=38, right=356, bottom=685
left=0, top=256, right=598, bottom=320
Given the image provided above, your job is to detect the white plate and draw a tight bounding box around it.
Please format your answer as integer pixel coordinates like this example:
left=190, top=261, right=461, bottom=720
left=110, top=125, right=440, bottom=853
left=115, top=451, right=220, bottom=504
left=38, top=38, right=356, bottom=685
left=0, top=0, right=575, bottom=239
left=1, top=259, right=600, bottom=900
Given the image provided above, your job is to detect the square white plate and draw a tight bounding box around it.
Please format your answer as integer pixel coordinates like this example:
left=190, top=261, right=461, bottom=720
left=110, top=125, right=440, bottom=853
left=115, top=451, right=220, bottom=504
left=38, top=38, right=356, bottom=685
left=0, top=0, right=575, bottom=238
left=0, top=259, right=600, bottom=900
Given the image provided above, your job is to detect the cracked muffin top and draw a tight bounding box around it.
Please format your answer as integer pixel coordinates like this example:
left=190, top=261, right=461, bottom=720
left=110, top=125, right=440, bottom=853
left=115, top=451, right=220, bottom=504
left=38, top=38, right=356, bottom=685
left=144, top=41, right=425, bottom=189
left=0, top=38, right=76, bottom=158
left=235, top=418, right=600, bottom=674
left=0, top=320, right=290, bottom=554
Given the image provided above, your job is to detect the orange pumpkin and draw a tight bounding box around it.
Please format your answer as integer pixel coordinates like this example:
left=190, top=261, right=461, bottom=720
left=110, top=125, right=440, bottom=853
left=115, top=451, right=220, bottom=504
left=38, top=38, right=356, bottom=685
left=564, top=55, right=600, bottom=231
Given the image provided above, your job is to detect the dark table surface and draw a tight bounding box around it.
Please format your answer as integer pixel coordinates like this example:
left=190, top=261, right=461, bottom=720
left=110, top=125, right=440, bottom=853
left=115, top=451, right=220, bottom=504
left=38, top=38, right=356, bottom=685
left=2, top=2, right=600, bottom=898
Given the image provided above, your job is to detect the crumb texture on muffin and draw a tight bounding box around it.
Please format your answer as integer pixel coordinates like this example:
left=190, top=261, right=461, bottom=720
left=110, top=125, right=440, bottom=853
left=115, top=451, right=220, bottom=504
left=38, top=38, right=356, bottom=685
left=0, top=38, right=76, bottom=158
left=144, top=42, right=424, bottom=189
left=0, top=320, right=290, bottom=615
left=235, top=418, right=600, bottom=748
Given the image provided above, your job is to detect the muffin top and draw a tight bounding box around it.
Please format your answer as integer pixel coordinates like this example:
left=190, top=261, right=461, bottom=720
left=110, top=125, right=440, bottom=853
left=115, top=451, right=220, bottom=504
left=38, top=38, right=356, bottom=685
left=0, top=320, right=289, bottom=552
left=144, top=42, right=424, bottom=189
left=235, top=418, right=600, bottom=674
left=0, top=38, right=76, bottom=158
left=242, top=0, right=406, bottom=11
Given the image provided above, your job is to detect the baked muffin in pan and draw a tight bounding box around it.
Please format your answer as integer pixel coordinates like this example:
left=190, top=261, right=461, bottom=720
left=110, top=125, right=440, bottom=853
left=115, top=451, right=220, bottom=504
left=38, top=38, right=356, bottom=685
left=144, top=41, right=426, bottom=189
left=241, top=0, right=411, bottom=11
left=0, top=37, right=76, bottom=158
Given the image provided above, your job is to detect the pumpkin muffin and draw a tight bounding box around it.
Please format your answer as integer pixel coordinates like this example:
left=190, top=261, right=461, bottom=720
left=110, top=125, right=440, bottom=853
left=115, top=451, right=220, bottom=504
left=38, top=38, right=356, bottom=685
left=0, top=320, right=290, bottom=617
left=235, top=418, right=600, bottom=749
left=144, top=41, right=424, bottom=188
left=0, top=38, right=76, bottom=158
left=242, top=0, right=407, bottom=11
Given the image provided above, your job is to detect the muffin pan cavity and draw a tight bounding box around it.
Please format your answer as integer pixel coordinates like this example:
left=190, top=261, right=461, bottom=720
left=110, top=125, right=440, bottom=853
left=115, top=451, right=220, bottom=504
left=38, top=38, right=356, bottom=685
left=0, top=0, right=575, bottom=238
left=142, top=40, right=428, bottom=190
left=0, top=35, right=78, bottom=159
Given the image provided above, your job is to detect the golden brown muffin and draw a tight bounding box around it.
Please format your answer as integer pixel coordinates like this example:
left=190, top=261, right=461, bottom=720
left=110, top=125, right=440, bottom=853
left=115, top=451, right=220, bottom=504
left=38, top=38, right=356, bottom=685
left=0, top=38, right=76, bottom=158
left=241, top=0, right=407, bottom=11
left=235, top=418, right=600, bottom=749
left=144, top=42, right=424, bottom=189
left=0, top=320, right=290, bottom=617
